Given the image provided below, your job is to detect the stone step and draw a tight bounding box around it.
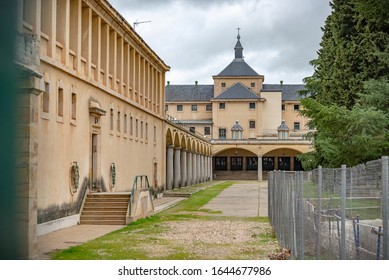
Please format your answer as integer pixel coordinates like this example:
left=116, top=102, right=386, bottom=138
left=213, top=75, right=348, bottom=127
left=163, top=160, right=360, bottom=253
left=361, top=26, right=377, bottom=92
left=82, top=207, right=128, bottom=212
left=83, top=202, right=129, bottom=207
left=82, top=209, right=127, bottom=217
left=163, top=192, right=191, bottom=198
left=80, top=192, right=131, bottom=225
left=80, top=219, right=126, bottom=225
left=85, top=198, right=130, bottom=202
left=80, top=215, right=126, bottom=221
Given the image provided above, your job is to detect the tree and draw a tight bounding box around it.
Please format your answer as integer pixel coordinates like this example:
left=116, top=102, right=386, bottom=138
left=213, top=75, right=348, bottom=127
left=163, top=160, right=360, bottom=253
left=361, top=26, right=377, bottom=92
left=299, top=0, right=389, bottom=169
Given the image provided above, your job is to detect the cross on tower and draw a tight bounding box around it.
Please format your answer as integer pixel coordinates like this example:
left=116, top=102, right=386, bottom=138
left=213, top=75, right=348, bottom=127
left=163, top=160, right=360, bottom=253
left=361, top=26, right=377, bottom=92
left=237, top=27, right=241, bottom=39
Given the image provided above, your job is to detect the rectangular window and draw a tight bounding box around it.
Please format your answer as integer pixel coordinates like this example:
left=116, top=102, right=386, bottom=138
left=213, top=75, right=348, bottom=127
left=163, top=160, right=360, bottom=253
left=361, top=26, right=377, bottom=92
left=189, top=127, right=195, bottom=133
left=110, top=109, right=114, bottom=131
left=177, top=104, right=183, bottom=111
left=294, top=104, right=300, bottom=111
left=124, top=114, right=128, bottom=134
left=249, top=120, right=256, bottom=129
left=278, top=157, right=291, bottom=171
left=57, top=88, right=64, bottom=117
left=154, top=125, right=156, bottom=142
left=294, top=122, right=300, bottom=131
left=141, top=121, right=144, bottom=138
left=145, top=122, right=148, bottom=140
left=249, top=102, right=256, bottom=109
left=191, top=104, right=197, bottom=111
left=219, top=102, right=225, bottom=109
left=71, top=93, right=76, bottom=120
left=251, top=82, right=255, bottom=87
left=219, top=128, right=226, bottom=139
left=117, top=111, right=121, bottom=132
left=246, top=157, right=258, bottom=171
left=221, top=82, right=226, bottom=88
left=282, top=104, right=285, bottom=111
left=130, top=116, right=133, bottom=135
left=204, top=127, right=210, bottom=135
left=263, top=157, right=275, bottom=171
left=165, top=104, right=168, bottom=111
left=215, top=157, right=227, bottom=171
left=231, top=157, right=243, bottom=171
left=205, top=104, right=212, bottom=111
left=42, top=82, right=50, bottom=113
left=136, top=119, right=139, bottom=137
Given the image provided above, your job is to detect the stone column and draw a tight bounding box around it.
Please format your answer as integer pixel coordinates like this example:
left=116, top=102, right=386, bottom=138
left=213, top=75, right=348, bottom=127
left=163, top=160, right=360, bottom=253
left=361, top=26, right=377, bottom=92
left=166, top=145, right=174, bottom=190
left=202, top=155, right=206, bottom=182
left=197, top=154, right=201, bottom=183
left=192, top=153, right=197, bottom=185
left=16, top=78, right=42, bottom=259
left=205, top=156, right=211, bottom=181
left=204, top=155, right=208, bottom=181
left=174, top=147, right=181, bottom=188
left=187, top=152, right=192, bottom=186
left=199, top=155, right=203, bottom=182
left=258, top=156, right=263, bottom=181
left=209, top=156, right=213, bottom=181
left=181, top=149, right=187, bottom=187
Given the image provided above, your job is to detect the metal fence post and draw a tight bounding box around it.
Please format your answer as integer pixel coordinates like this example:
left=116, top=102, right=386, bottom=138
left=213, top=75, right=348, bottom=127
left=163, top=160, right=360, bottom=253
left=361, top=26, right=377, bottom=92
left=340, top=164, right=347, bottom=259
left=317, top=166, right=322, bottom=259
left=299, top=171, right=305, bottom=260
left=382, top=156, right=389, bottom=260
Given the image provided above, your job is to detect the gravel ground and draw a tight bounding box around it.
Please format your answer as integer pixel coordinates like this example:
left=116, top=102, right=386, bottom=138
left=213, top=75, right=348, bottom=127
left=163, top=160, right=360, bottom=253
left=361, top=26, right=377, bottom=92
left=137, top=219, right=279, bottom=260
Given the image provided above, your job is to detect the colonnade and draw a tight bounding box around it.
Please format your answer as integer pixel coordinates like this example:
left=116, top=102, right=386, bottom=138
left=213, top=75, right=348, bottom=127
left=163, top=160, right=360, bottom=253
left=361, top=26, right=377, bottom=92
left=166, top=145, right=212, bottom=189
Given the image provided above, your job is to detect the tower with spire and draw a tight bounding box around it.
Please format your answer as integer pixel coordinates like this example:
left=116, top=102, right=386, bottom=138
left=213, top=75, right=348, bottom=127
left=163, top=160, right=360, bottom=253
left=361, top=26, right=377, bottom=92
left=212, top=28, right=265, bottom=98
left=234, top=28, right=243, bottom=60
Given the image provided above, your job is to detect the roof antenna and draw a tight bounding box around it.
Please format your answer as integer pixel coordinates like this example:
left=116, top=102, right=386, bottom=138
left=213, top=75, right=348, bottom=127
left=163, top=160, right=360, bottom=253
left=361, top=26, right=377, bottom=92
left=133, top=20, right=151, bottom=30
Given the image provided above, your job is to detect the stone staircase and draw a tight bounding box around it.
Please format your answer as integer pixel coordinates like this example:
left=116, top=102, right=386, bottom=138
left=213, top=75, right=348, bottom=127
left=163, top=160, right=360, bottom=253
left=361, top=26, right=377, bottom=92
left=80, top=193, right=131, bottom=225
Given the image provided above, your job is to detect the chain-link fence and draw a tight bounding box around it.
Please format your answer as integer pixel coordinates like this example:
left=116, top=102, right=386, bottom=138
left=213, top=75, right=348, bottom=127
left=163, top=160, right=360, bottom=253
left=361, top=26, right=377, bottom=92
left=268, top=156, right=389, bottom=260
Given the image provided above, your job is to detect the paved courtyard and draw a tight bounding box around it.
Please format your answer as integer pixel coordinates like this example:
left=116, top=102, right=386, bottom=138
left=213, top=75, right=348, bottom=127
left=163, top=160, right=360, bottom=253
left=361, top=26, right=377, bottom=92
left=37, top=180, right=268, bottom=259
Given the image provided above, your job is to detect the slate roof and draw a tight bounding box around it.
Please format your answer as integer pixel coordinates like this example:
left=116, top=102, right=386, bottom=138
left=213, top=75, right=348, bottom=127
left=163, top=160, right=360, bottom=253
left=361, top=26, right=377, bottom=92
left=262, top=84, right=306, bottom=101
left=165, top=83, right=306, bottom=102
left=165, top=85, right=214, bottom=102
left=212, top=82, right=260, bottom=100
left=215, top=59, right=260, bottom=77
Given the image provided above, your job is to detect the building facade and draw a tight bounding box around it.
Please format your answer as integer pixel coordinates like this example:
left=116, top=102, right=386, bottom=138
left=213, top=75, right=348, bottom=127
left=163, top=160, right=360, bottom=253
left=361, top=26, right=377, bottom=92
left=15, top=0, right=175, bottom=258
left=166, top=32, right=313, bottom=180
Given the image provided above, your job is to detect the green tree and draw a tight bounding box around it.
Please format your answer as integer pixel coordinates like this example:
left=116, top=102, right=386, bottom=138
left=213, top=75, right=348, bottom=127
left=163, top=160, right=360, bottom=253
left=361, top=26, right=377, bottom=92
left=299, top=0, right=389, bottom=169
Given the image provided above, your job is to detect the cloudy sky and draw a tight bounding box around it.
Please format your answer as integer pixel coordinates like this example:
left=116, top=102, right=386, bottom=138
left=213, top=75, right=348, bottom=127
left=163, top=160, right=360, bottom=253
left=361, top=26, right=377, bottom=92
left=109, top=0, right=332, bottom=85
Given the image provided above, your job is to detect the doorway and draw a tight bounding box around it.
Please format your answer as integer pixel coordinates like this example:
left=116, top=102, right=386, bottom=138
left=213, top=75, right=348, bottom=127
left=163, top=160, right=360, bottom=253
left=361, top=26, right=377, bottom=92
left=91, top=133, right=98, bottom=191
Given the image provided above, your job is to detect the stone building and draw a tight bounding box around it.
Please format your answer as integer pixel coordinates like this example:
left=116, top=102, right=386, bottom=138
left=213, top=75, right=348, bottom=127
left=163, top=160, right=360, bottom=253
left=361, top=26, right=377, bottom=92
left=166, top=32, right=313, bottom=180
left=14, top=0, right=210, bottom=259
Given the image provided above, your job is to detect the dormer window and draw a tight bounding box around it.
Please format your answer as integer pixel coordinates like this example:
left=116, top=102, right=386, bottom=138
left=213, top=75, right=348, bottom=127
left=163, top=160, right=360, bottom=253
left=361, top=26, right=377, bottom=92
left=231, top=120, right=244, bottom=139
left=277, top=120, right=289, bottom=139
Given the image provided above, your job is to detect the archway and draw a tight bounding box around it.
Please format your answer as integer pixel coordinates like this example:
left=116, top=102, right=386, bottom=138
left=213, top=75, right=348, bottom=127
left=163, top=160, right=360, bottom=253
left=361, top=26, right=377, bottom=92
left=262, top=148, right=304, bottom=179
left=213, top=148, right=258, bottom=180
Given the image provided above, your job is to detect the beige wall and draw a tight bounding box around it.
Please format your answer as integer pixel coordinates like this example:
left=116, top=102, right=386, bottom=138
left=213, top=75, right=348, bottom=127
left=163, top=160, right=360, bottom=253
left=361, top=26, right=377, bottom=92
left=212, top=100, right=261, bottom=139
left=282, top=101, right=310, bottom=136
left=166, top=102, right=212, bottom=120
left=260, top=91, right=282, bottom=136
left=19, top=0, right=170, bottom=224
left=213, top=76, right=264, bottom=97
